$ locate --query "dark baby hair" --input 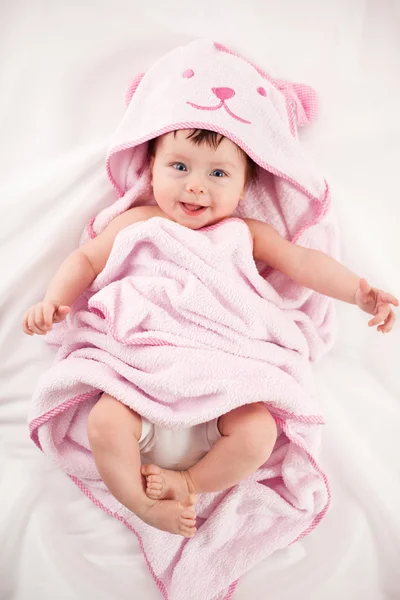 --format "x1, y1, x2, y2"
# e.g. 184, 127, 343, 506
147, 129, 258, 185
